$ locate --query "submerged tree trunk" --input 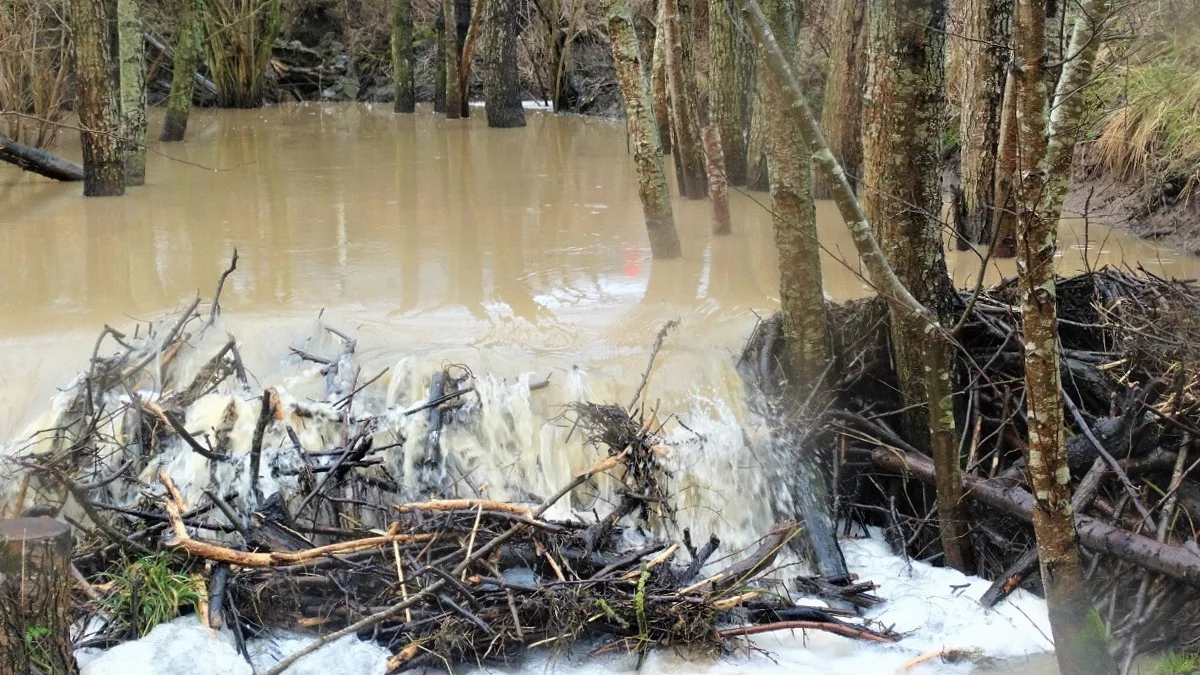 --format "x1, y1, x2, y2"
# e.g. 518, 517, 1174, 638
434, 13, 447, 112
1012, 0, 1118, 671
117, 0, 147, 185
863, 0, 972, 573
392, 0, 415, 112
443, 0, 463, 118
816, 0, 866, 198
459, 0, 488, 109
160, 0, 203, 142
69, 0, 125, 195
702, 125, 732, 235
483, 0, 524, 127
957, 0, 1011, 246
0, 134, 85, 180
761, 0, 827, 387
456, 0, 471, 117
708, 0, 748, 185
606, 0, 682, 259
662, 0, 707, 198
